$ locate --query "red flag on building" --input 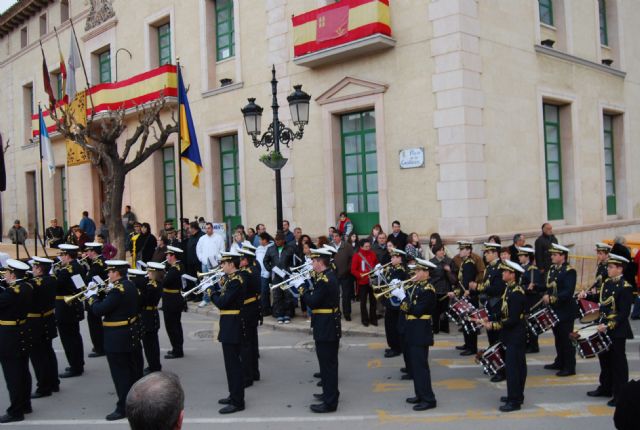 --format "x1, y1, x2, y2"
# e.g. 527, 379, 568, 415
316, 6, 349, 42
40, 43, 56, 109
